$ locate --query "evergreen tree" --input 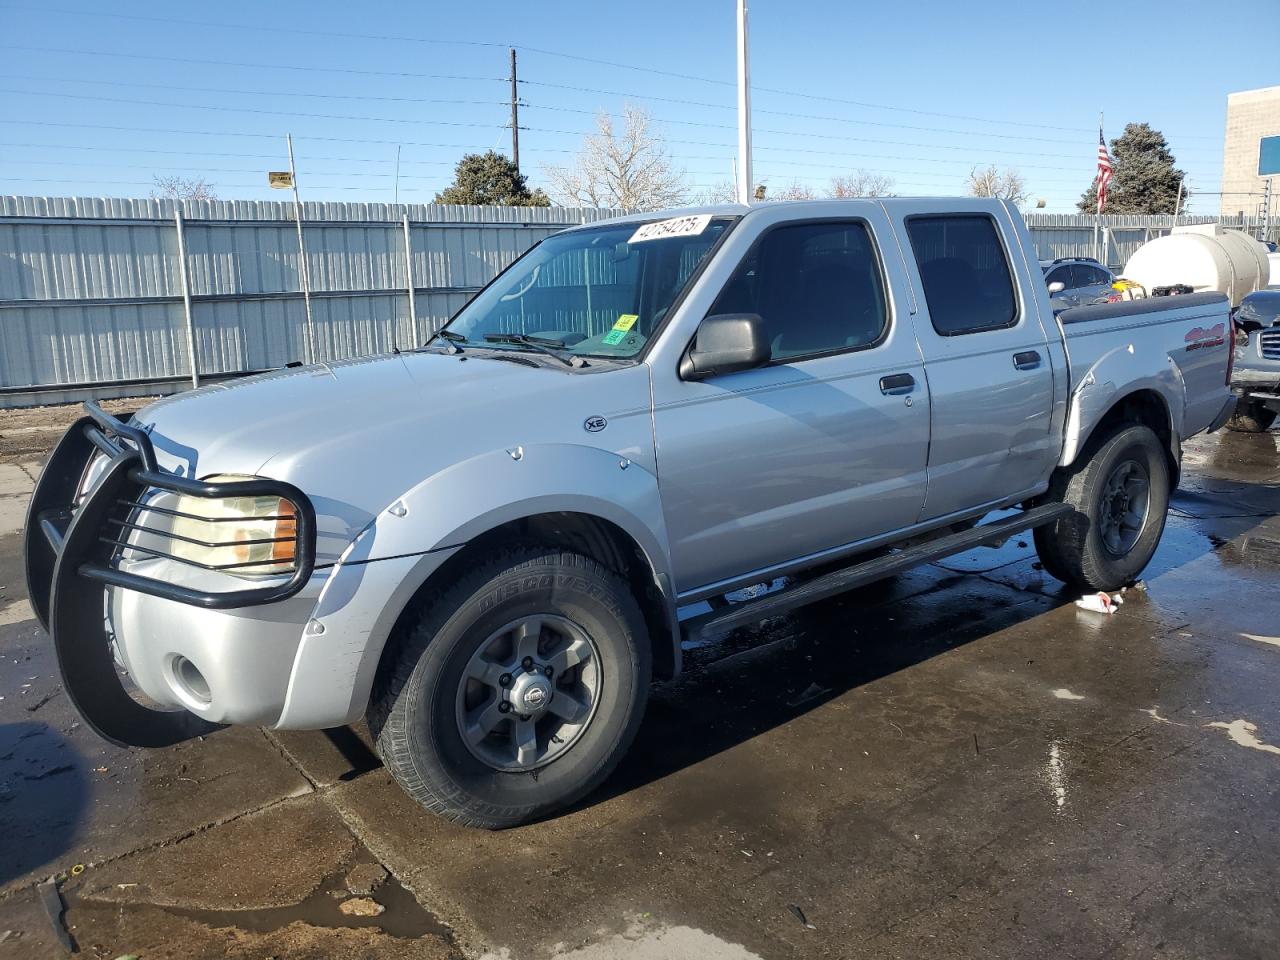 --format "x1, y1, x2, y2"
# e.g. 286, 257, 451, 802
1078, 123, 1186, 215
434, 151, 550, 206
